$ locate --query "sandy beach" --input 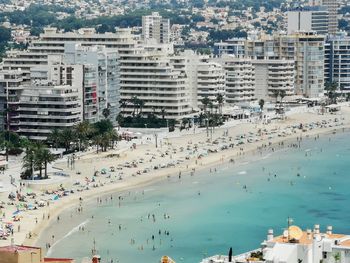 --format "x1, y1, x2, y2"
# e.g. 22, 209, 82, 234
0, 104, 350, 254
